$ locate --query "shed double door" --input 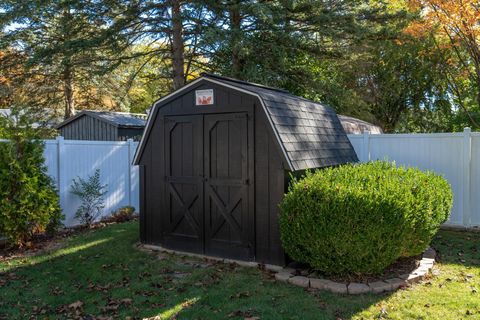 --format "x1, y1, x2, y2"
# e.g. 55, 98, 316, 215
162, 112, 254, 260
